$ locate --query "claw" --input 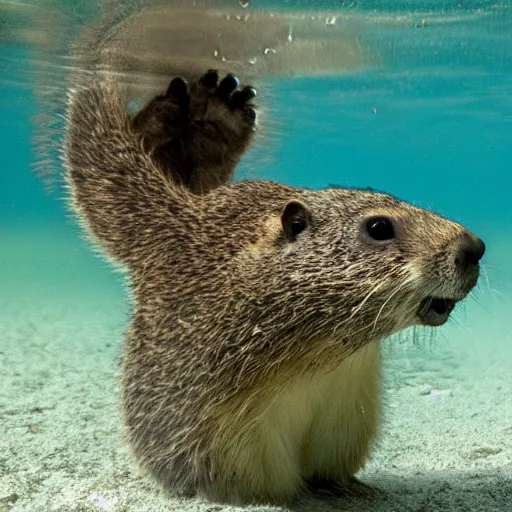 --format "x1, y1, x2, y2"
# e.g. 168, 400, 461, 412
231, 86, 257, 108
217, 74, 240, 99
166, 77, 188, 103
201, 70, 219, 89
